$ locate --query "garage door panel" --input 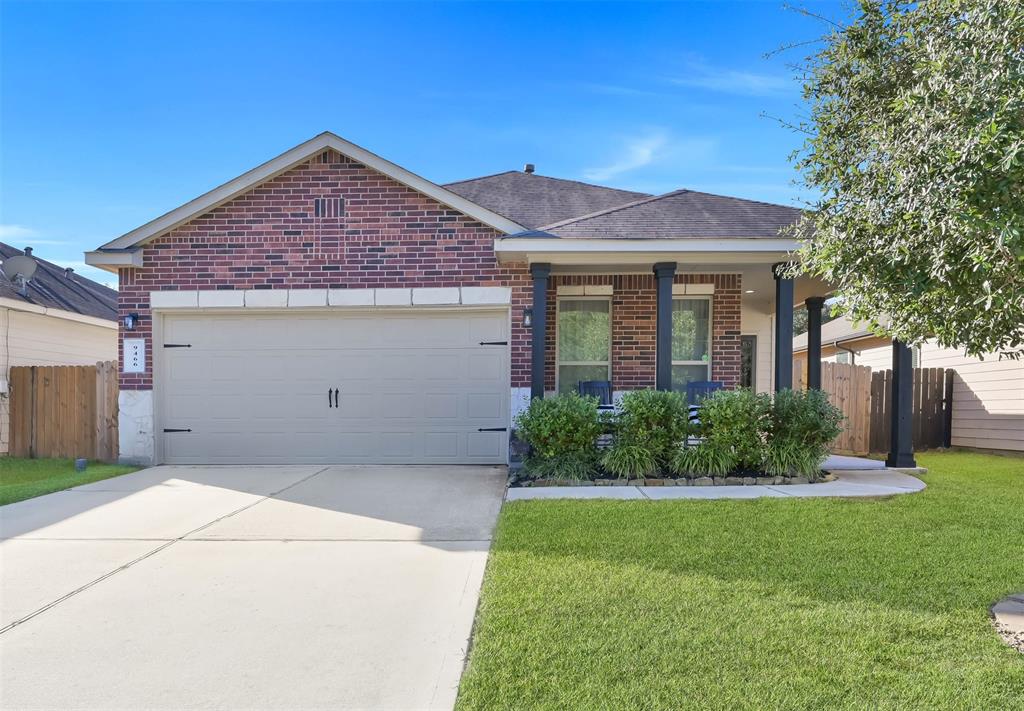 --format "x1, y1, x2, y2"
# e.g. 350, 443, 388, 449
467, 432, 504, 459
424, 432, 460, 458
160, 311, 508, 464
466, 392, 503, 420
469, 315, 506, 343
424, 394, 460, 419
467, 352, 504, 380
